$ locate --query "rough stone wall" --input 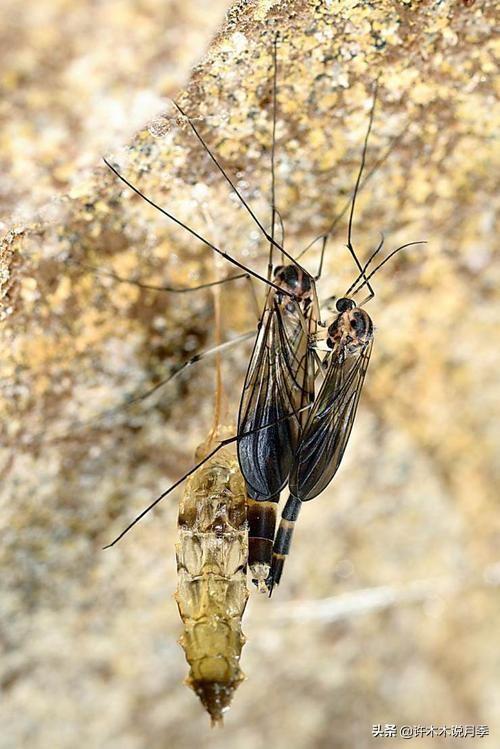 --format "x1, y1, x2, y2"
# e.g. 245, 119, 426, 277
1, 1, 499, 747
